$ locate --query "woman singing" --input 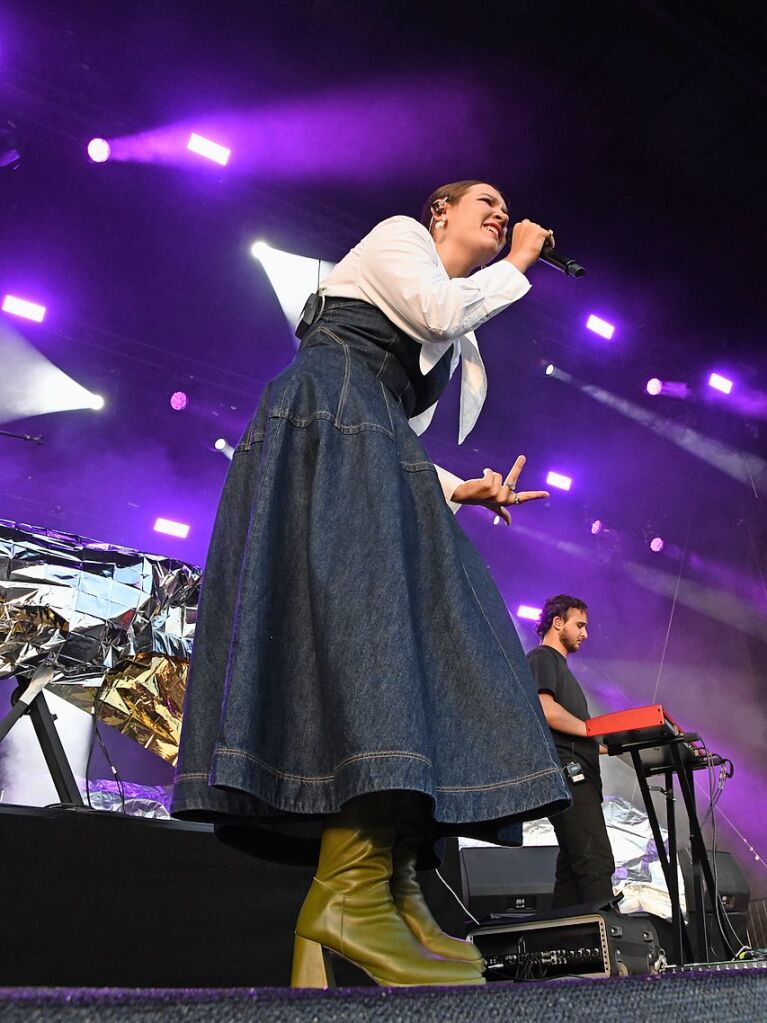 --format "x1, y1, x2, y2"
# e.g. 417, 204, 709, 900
172, 181, 570, 987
